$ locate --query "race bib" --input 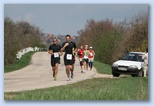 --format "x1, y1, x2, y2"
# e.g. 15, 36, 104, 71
84, 55, 88, 59
89, 58, 94, 62
79, 58, 83, 62
66, 54, 72, 60
54, 52, 59, 58
90, 53, 93, 56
